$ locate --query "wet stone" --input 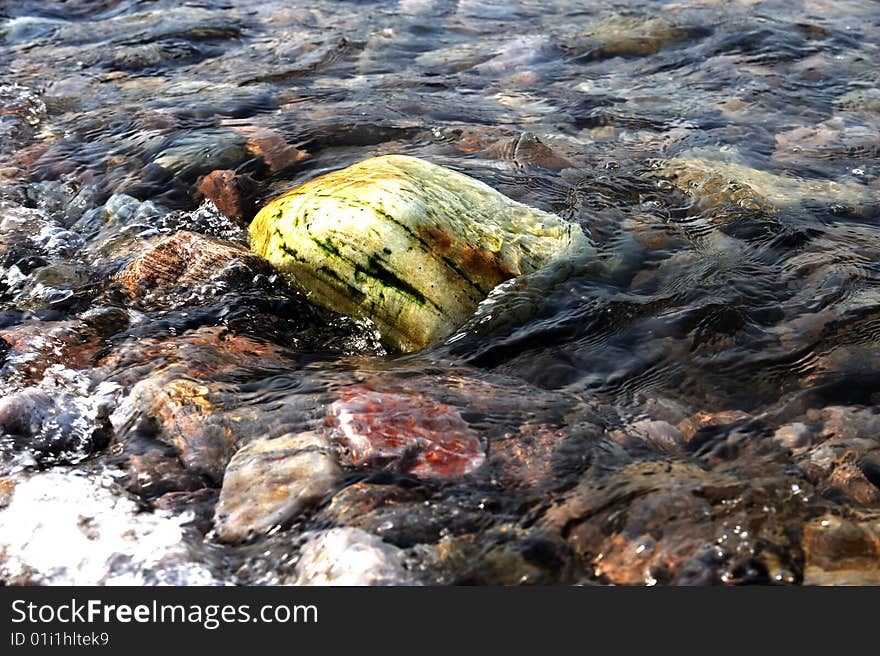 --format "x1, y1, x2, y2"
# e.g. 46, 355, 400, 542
327, 386, 486, 479
0, 368, 118, 464
124, 375, 238, 485
195, 170, 258, 221
98, 326, 292, 388
290, 527, 416, 586
121, 446, 206, 499
540, 460, 804, 585
802, 515, 880, 585
0, 320, 99, 384
485, 423, 565, 491
213, 432, 343, 543
151, 130, 248, 180
322, 481, 427, 526
233, 126, 310, 174
430, 529, 572, 585
116, 230, 269, 309
249, 154, 591, 352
